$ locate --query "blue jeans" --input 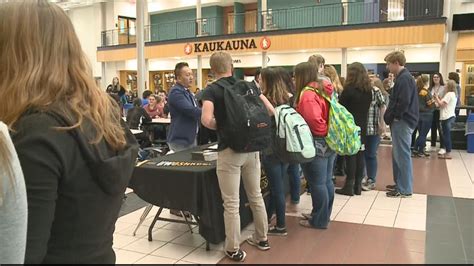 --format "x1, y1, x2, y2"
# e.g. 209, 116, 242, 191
414, 112, 433, 153
441, 116, 455, 153
287, 163, 301, 203
391, 120, 415, 195
262, 155, 288, 228
302, 138, 336, 229
364, 135, 380, 183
